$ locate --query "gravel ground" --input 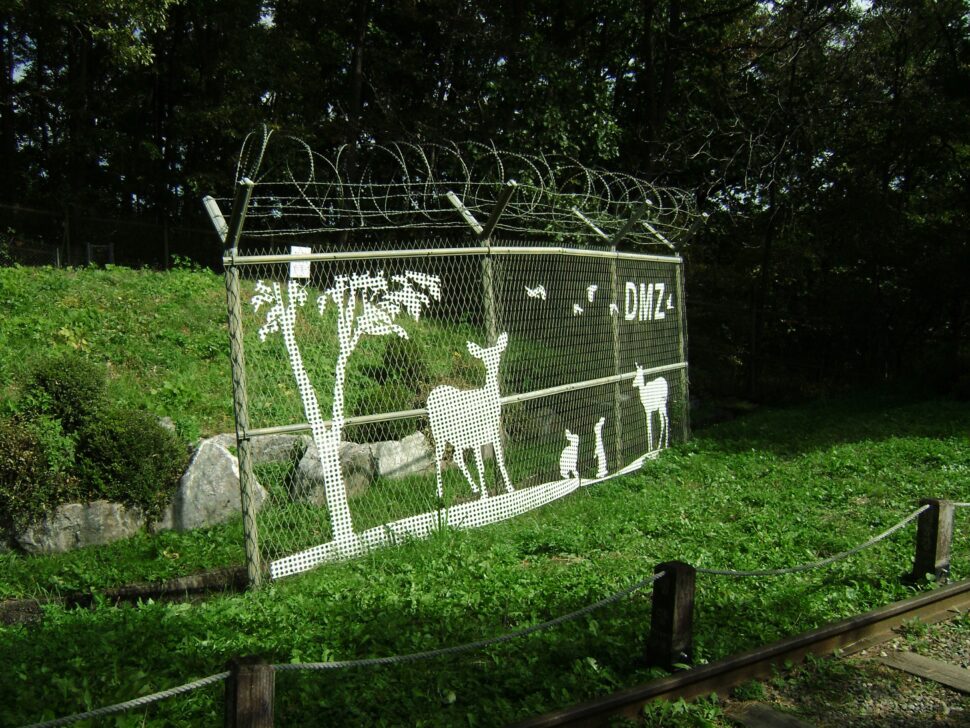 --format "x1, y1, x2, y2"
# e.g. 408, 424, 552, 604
721, 611, 970, 727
